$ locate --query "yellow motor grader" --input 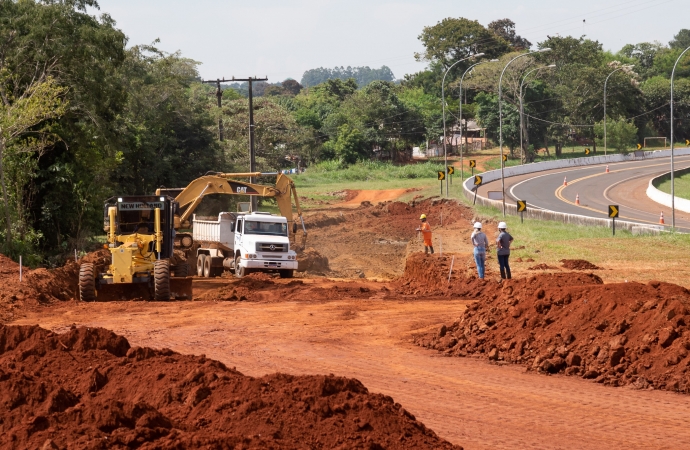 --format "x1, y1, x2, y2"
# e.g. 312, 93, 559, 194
78, 195, 193, 301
